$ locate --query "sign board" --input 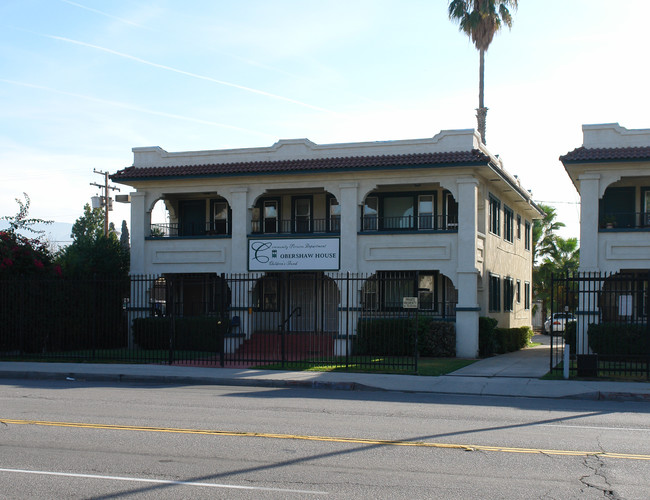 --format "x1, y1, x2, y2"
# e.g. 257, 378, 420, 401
248, 238, 340, 271
403, 296, 418, 309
